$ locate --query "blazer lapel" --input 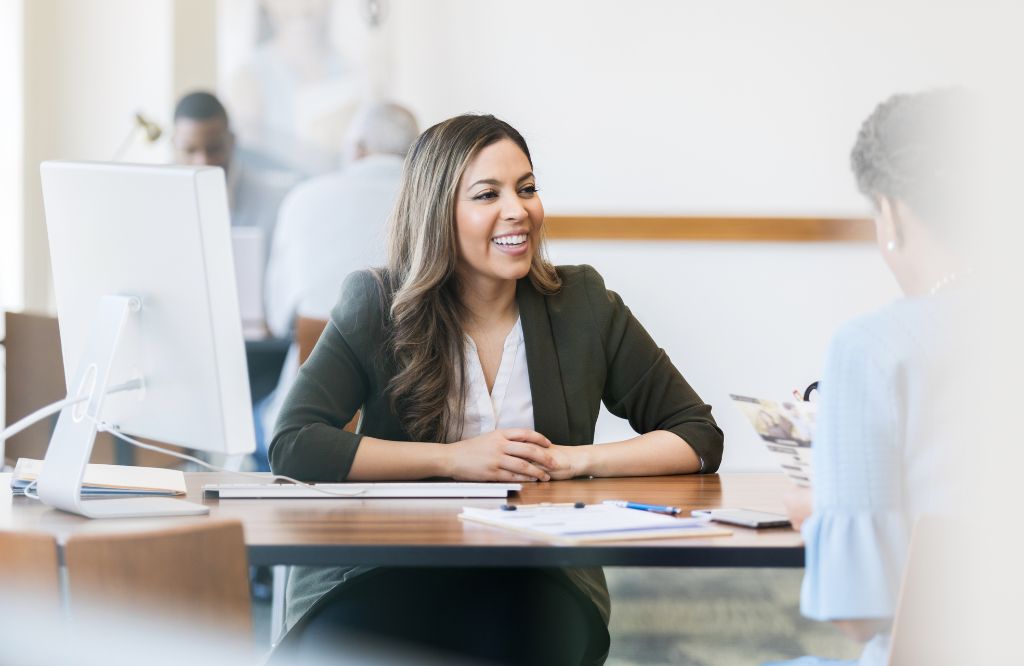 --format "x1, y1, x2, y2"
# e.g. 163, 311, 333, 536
516, 279, 572, 444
